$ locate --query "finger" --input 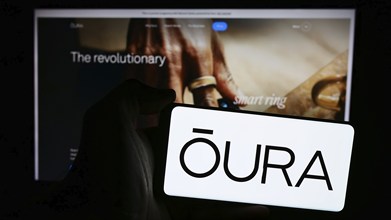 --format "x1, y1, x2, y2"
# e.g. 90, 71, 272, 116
179, 19, 219, 107
211, 32, 246, 106
161, 18, 187, 103
191, 86, 219, 107
125, 18, 150, 80
126, 18, 168, 85
125, 18, 186, 105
